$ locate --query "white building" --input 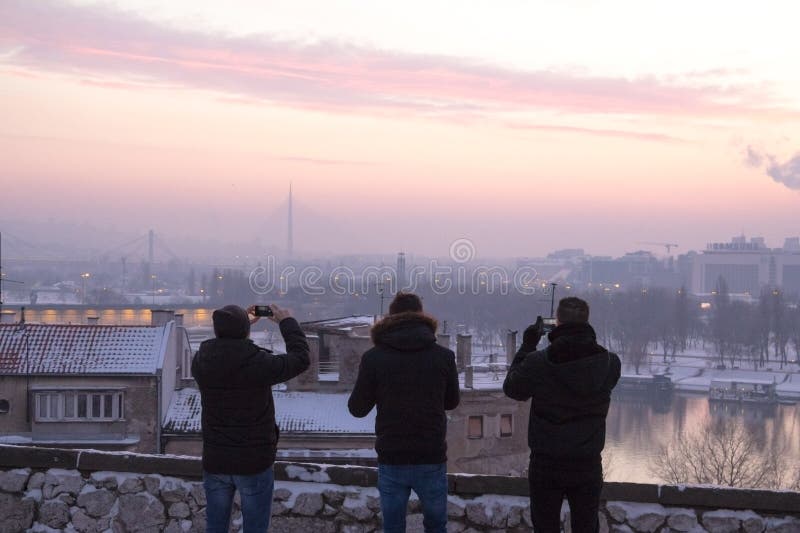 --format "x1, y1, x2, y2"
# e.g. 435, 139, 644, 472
689, 236, 800, 295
